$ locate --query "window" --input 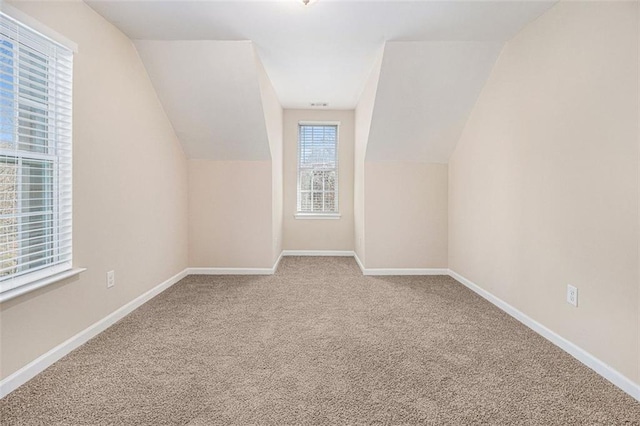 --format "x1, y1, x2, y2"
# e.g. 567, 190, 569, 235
0, 12, 73, 299
297, 123, 339, 217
